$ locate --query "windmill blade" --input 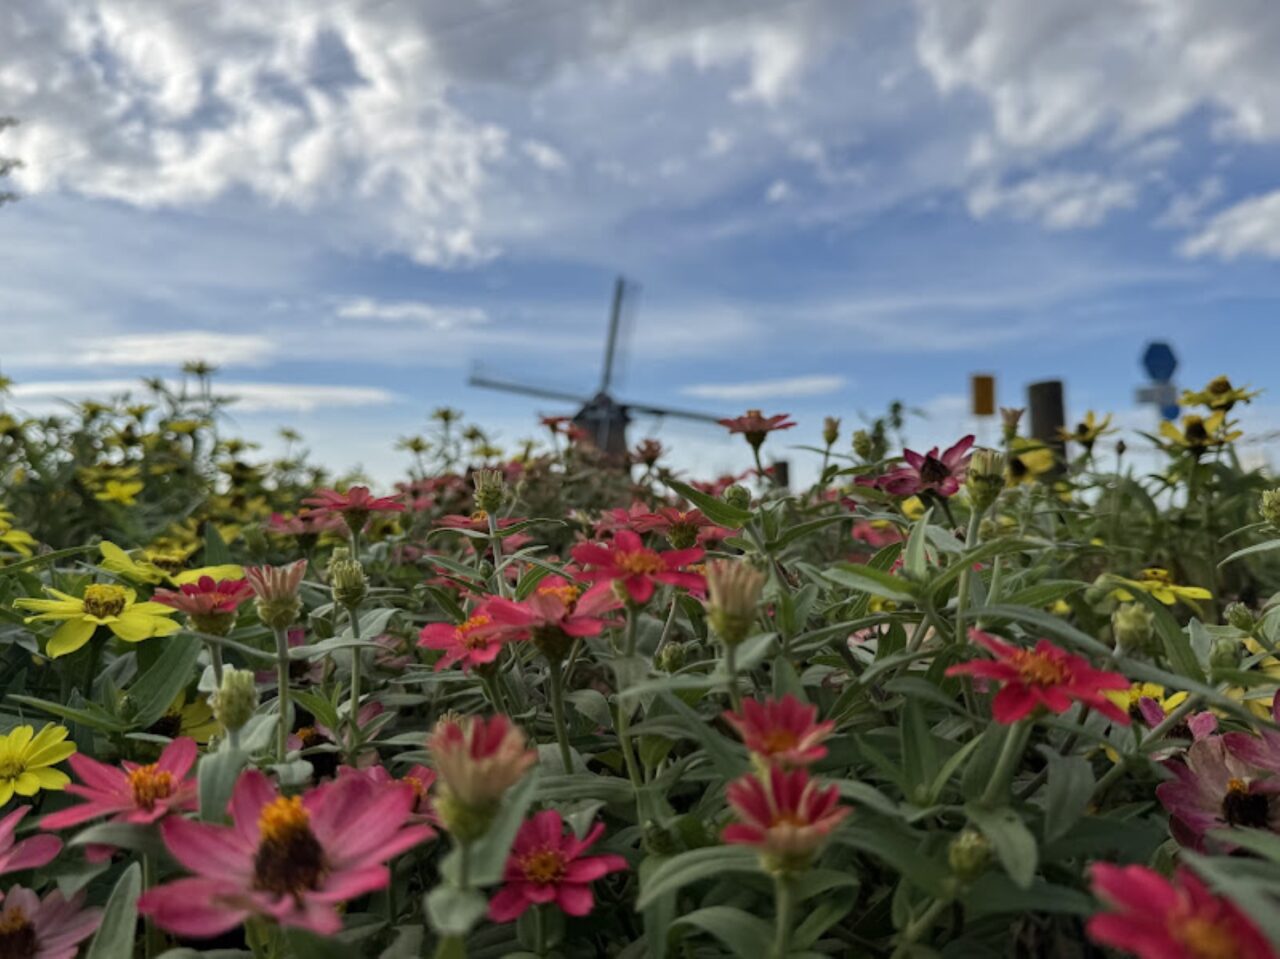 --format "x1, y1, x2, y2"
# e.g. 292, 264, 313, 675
468, 372, 589, 406
599, 275, 638, 395
622, 401, 725, 425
